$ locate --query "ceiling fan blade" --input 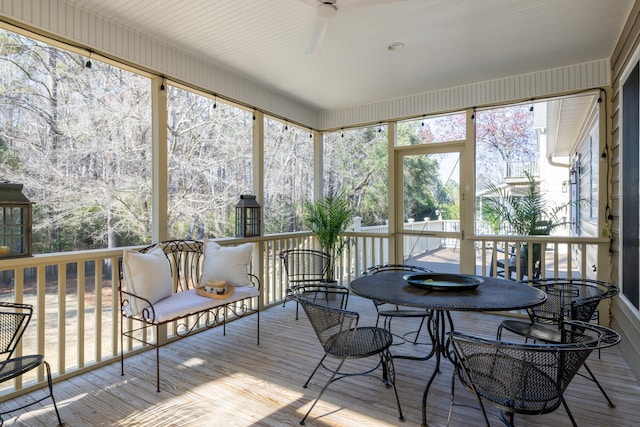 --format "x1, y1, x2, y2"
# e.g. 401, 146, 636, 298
306, 16, 329, 54
338, 0, 407, 12
298, 0, 322, 7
